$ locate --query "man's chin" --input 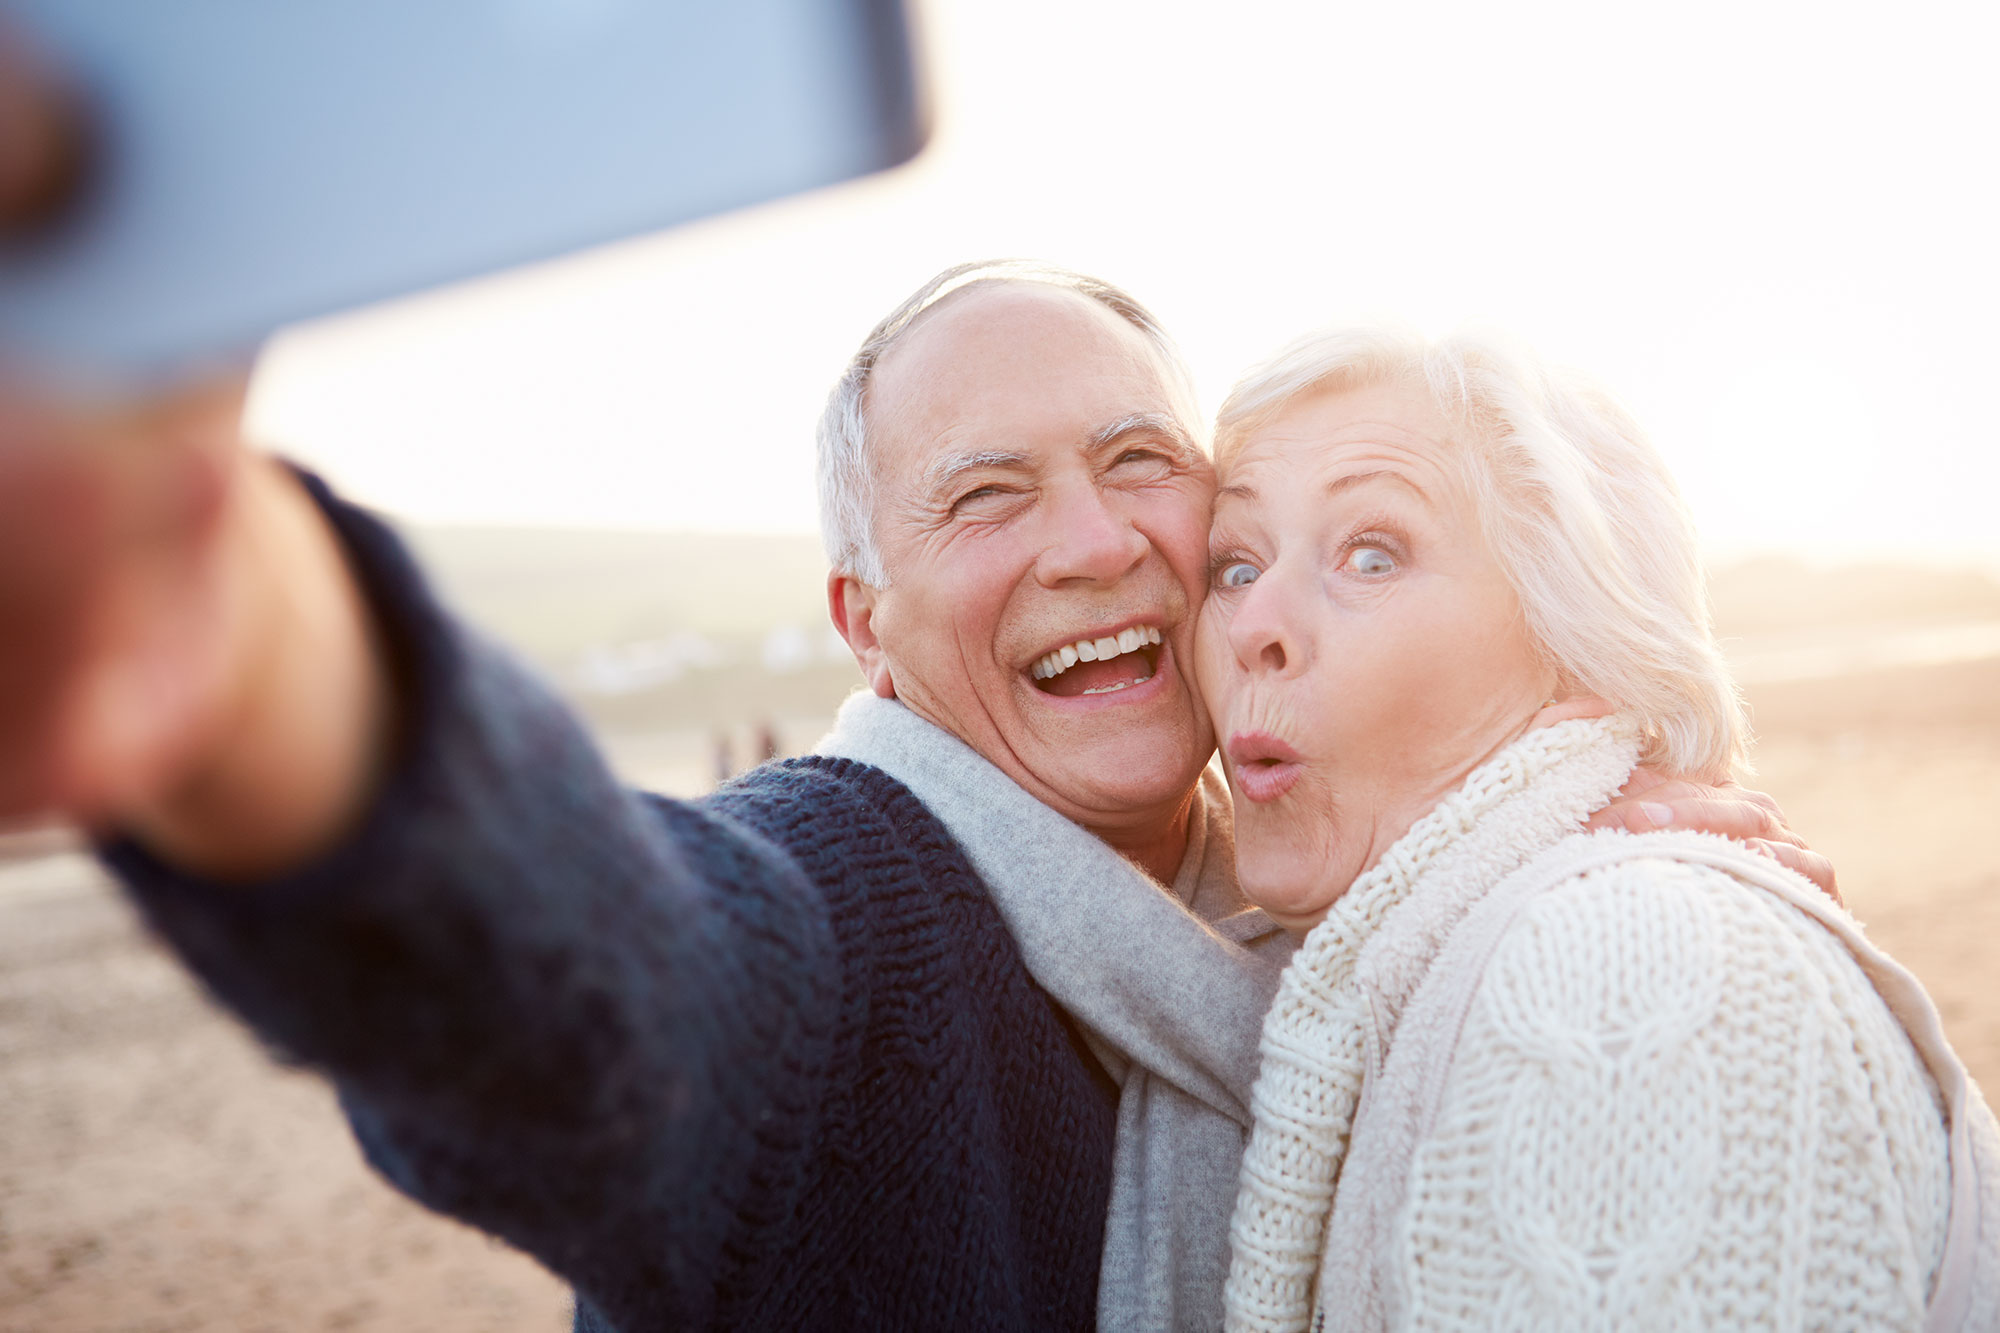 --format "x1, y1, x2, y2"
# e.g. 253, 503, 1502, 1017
1016, 711, 1213, 822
